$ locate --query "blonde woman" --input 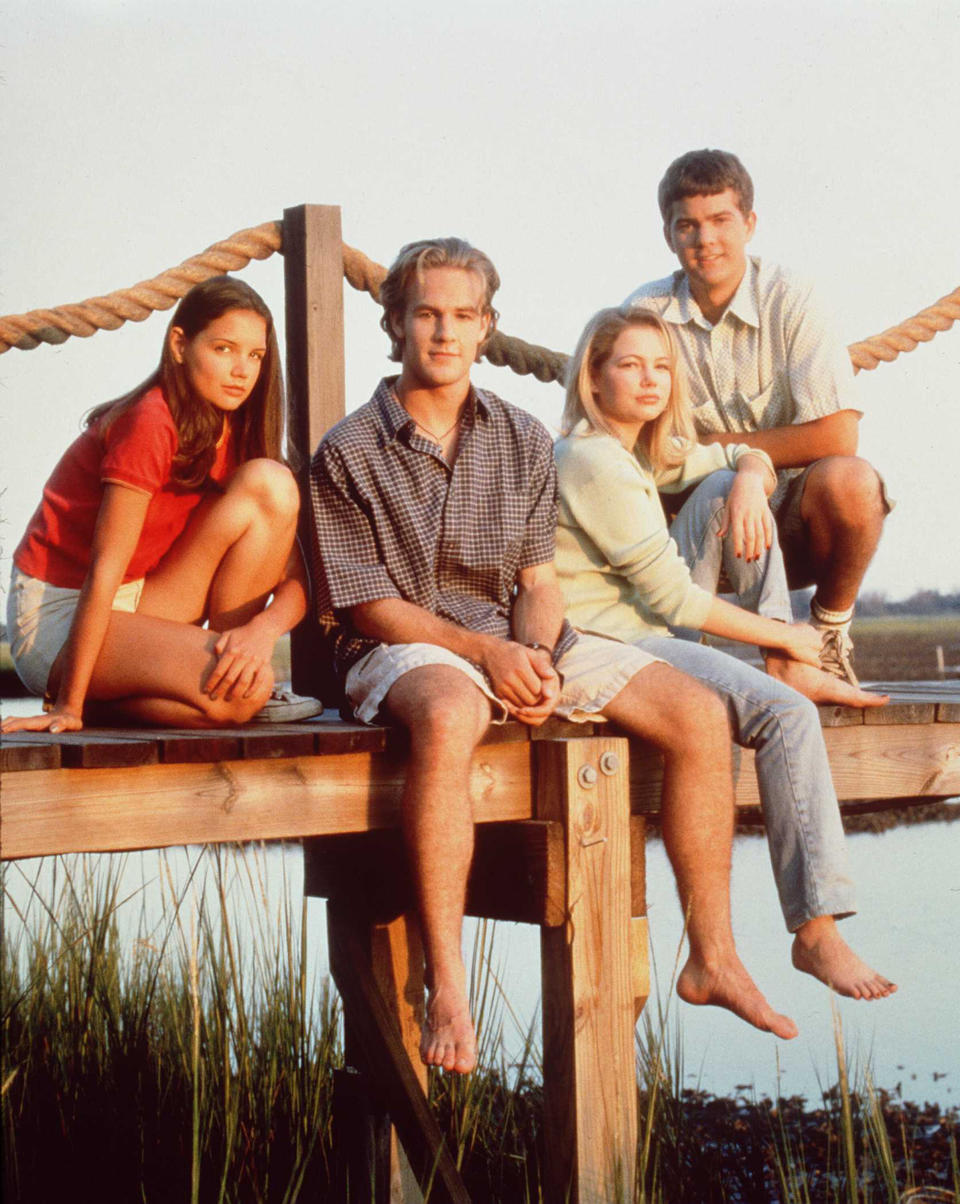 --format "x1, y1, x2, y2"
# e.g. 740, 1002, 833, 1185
554, 306, 894, 1000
